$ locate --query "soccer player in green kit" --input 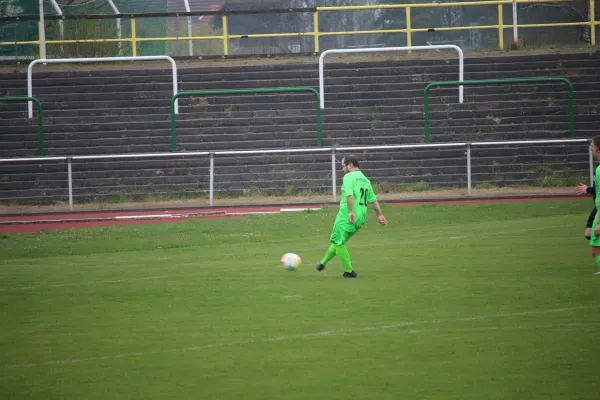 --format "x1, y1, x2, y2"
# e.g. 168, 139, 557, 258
316, 156, 388, 278
589, 137, 600, 275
